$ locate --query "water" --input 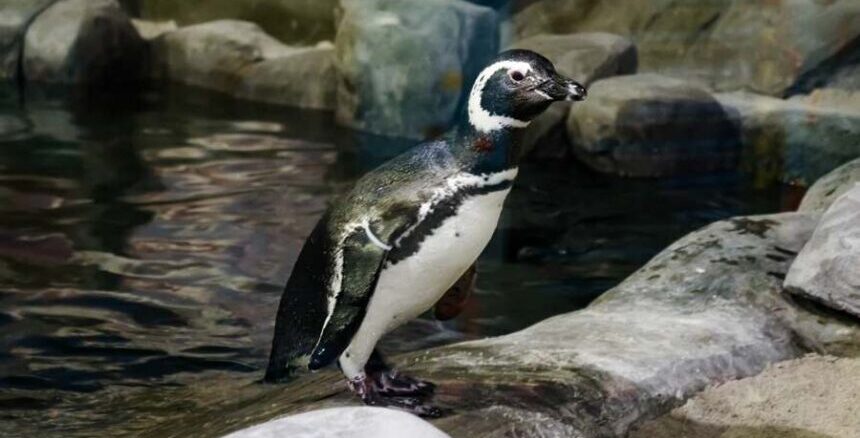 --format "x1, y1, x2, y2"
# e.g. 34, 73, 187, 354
0, 84, 793, 436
